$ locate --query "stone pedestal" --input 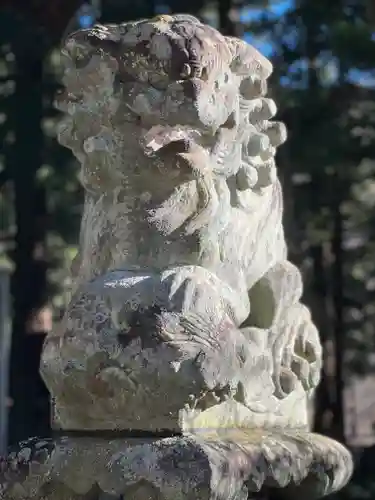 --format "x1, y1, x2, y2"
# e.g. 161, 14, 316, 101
1, 429, 352, 500
0, 13, 353, 500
